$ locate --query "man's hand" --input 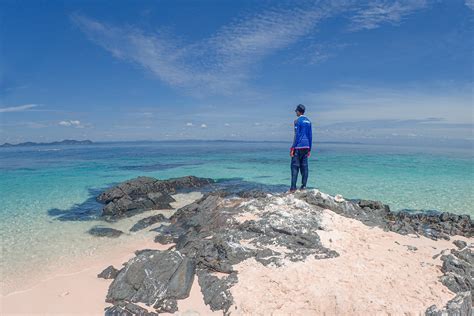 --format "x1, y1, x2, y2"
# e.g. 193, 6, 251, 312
307, 151, 311, 158
290, 148, 295, 157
